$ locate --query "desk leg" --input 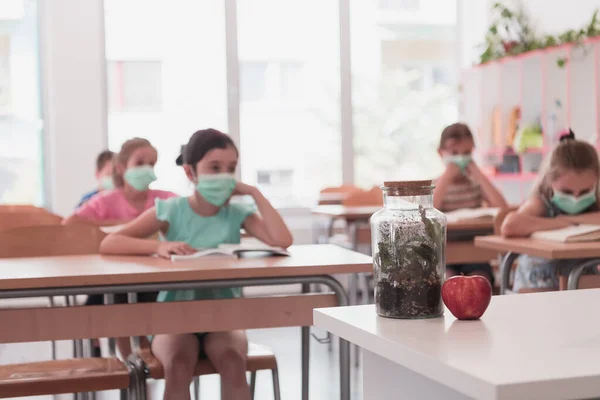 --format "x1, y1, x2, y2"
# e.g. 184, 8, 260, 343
500, 252, 520, 294
301, 283, 310, 400
567, 259, 600, 290
104, 294, 117, 357
127, 293, 141, 352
